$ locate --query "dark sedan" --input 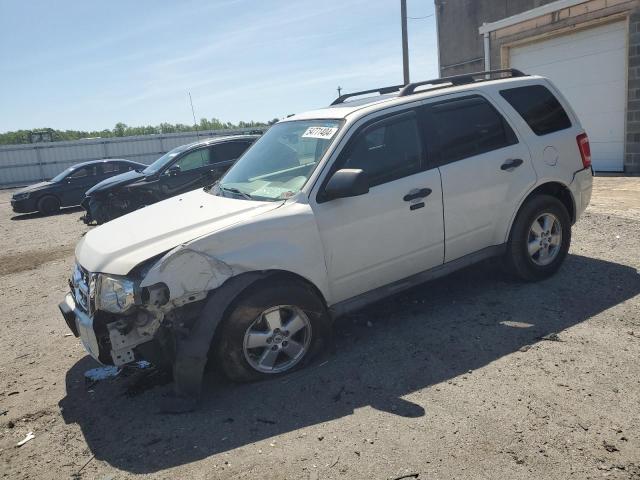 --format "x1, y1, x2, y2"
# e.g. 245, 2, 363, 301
82, 135, 258, 224
10, 159, 146, 215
